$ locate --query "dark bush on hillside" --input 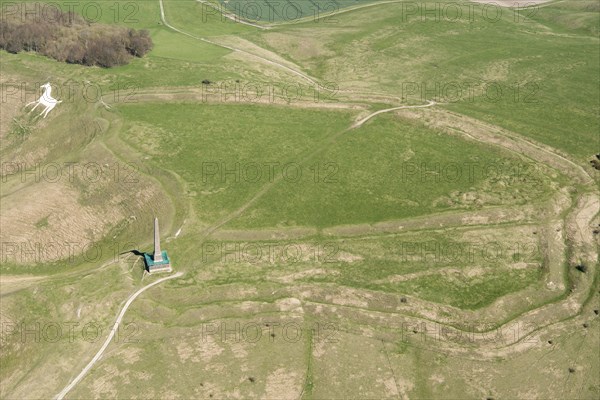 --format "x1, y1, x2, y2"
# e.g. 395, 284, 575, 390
126, 29, 153, 57
0, 5, 153, 67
